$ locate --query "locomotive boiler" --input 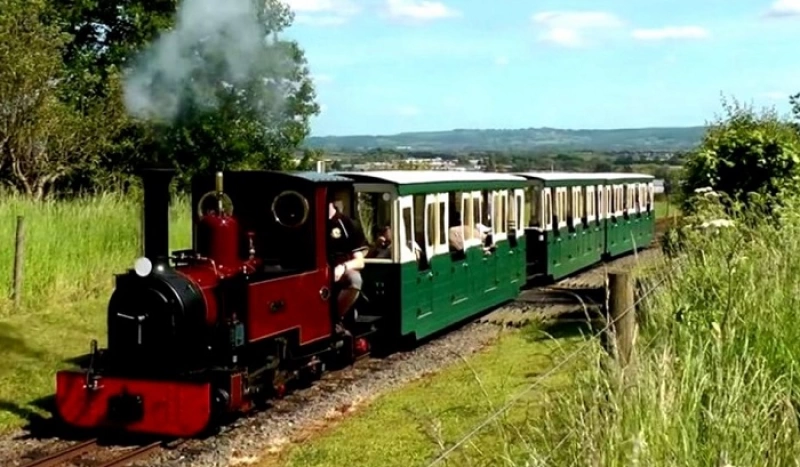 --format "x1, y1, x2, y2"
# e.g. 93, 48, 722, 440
55, 169, 380, 438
